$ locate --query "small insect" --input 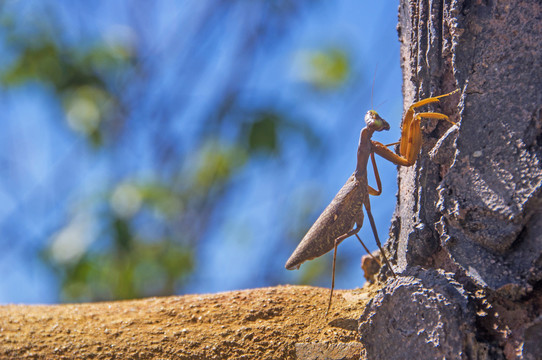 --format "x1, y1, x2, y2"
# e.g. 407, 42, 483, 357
285, 89, 459, 314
